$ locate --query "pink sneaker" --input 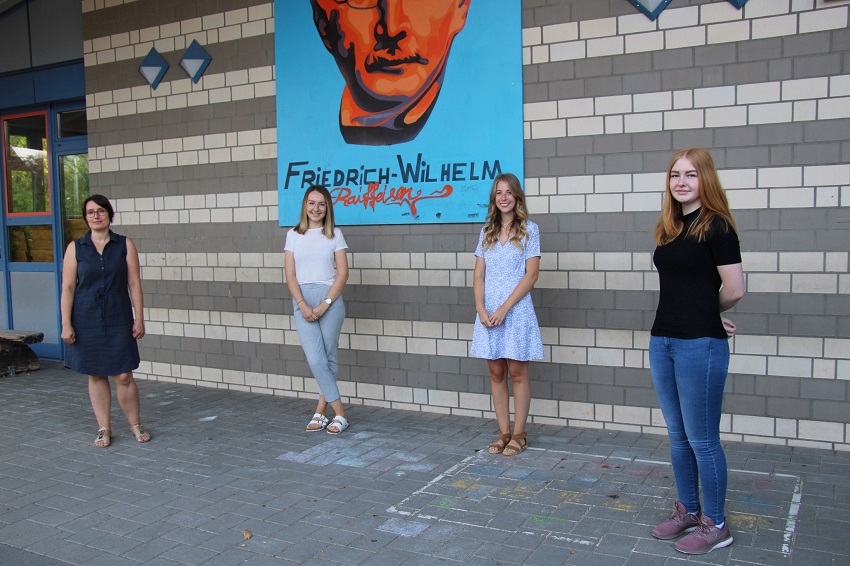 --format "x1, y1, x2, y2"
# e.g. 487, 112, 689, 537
674, 514, 733, 554
651, 501, 701, 540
